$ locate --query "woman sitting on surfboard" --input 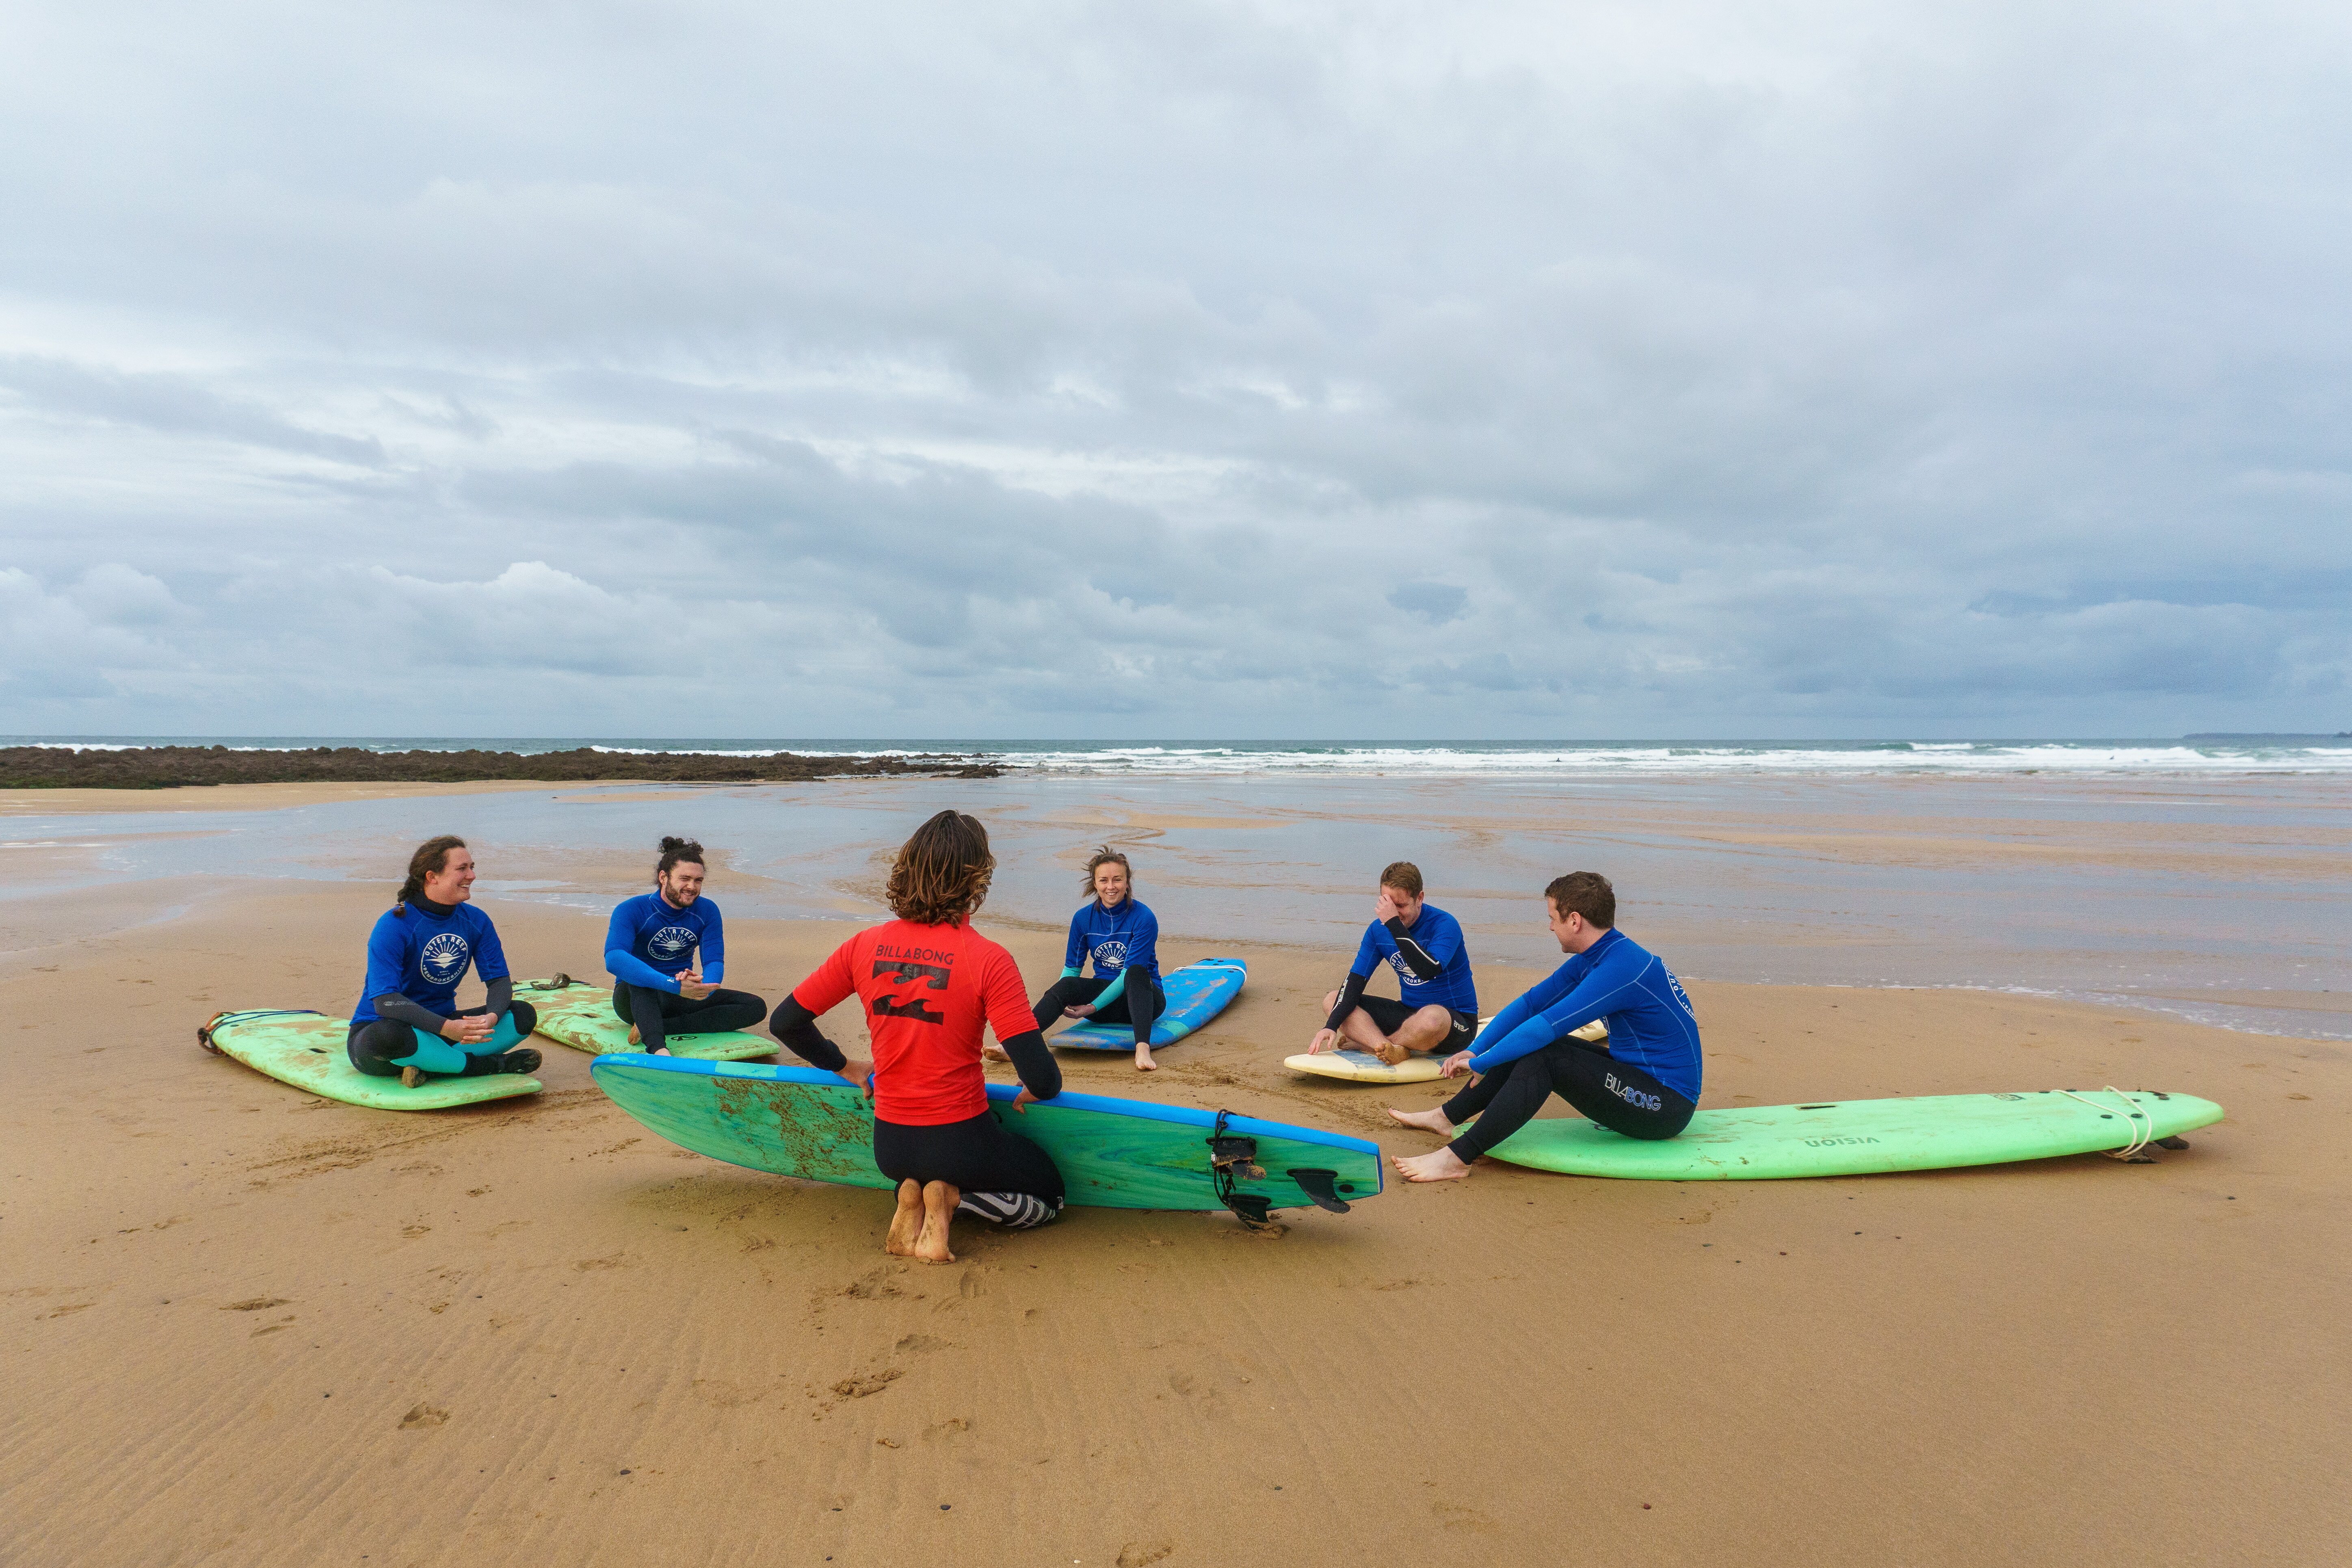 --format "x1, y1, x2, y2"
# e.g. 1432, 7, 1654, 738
1388, 872, 1700, 1183
603, 835, 769, 1055
348, 835, 543, 1087
1030, 846, 1165, 1071
767, 810, 1065, 1263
